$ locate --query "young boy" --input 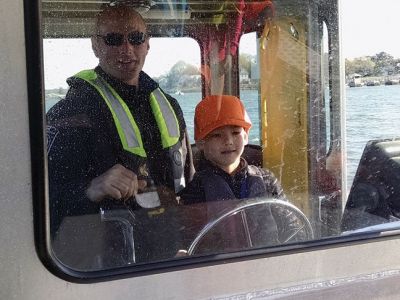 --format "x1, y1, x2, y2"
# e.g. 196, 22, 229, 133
179, 95, 286, 204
